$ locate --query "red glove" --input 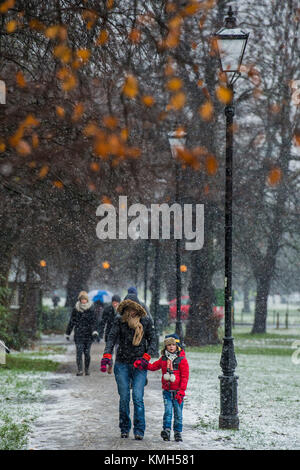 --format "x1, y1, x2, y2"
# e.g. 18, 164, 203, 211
175, 391, 185, 405
100, 353, 112, 372
133, 353, 151, 370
